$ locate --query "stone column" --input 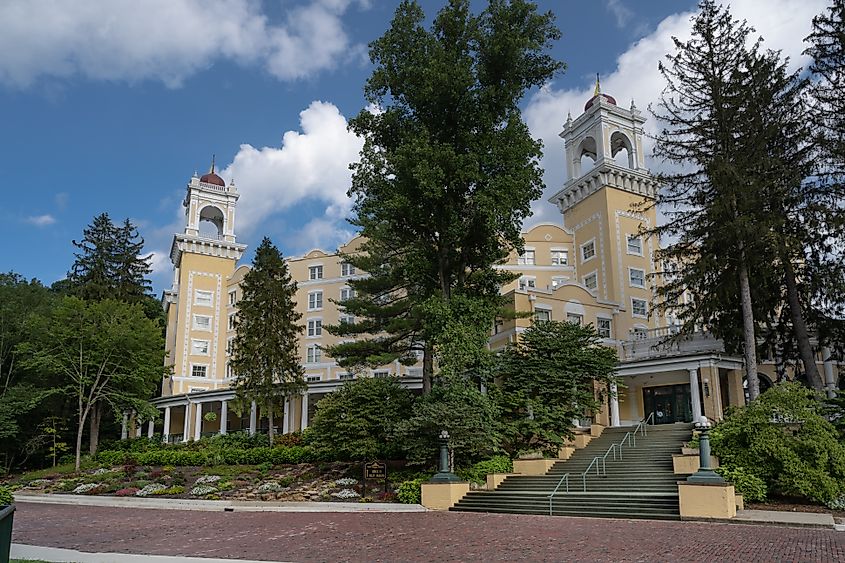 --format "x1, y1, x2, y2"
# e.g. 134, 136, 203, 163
249, 400, 257, 436
823, 347, 836, 399
162, 407, 171, 443
120, 411, 128, 440
182, 404, 190, 442
282, 397, 291, 434
609, 383, 620, 427
194, 402, 203, 441
147, 419, 155, 438
689, 368, 702, 422
220, 400, 228, 435
300, 393, 309, 431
